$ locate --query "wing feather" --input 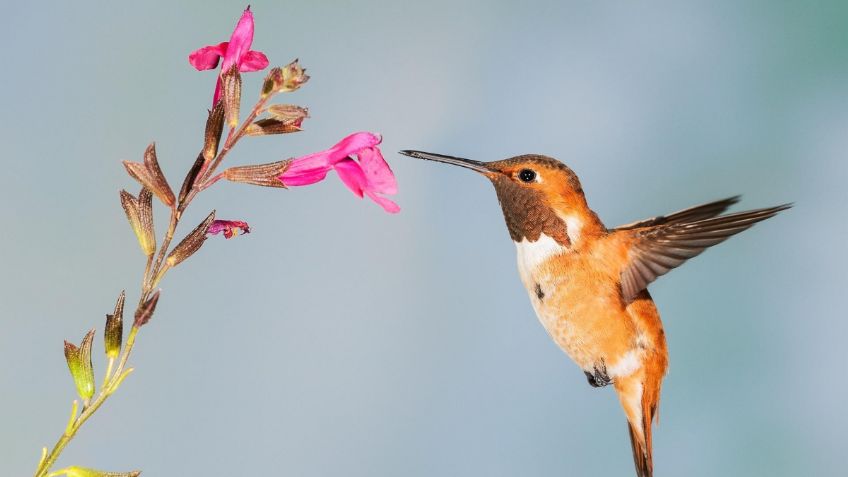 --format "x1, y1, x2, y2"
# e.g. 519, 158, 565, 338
614, 196, 741, 231
619, 203, 790, 303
